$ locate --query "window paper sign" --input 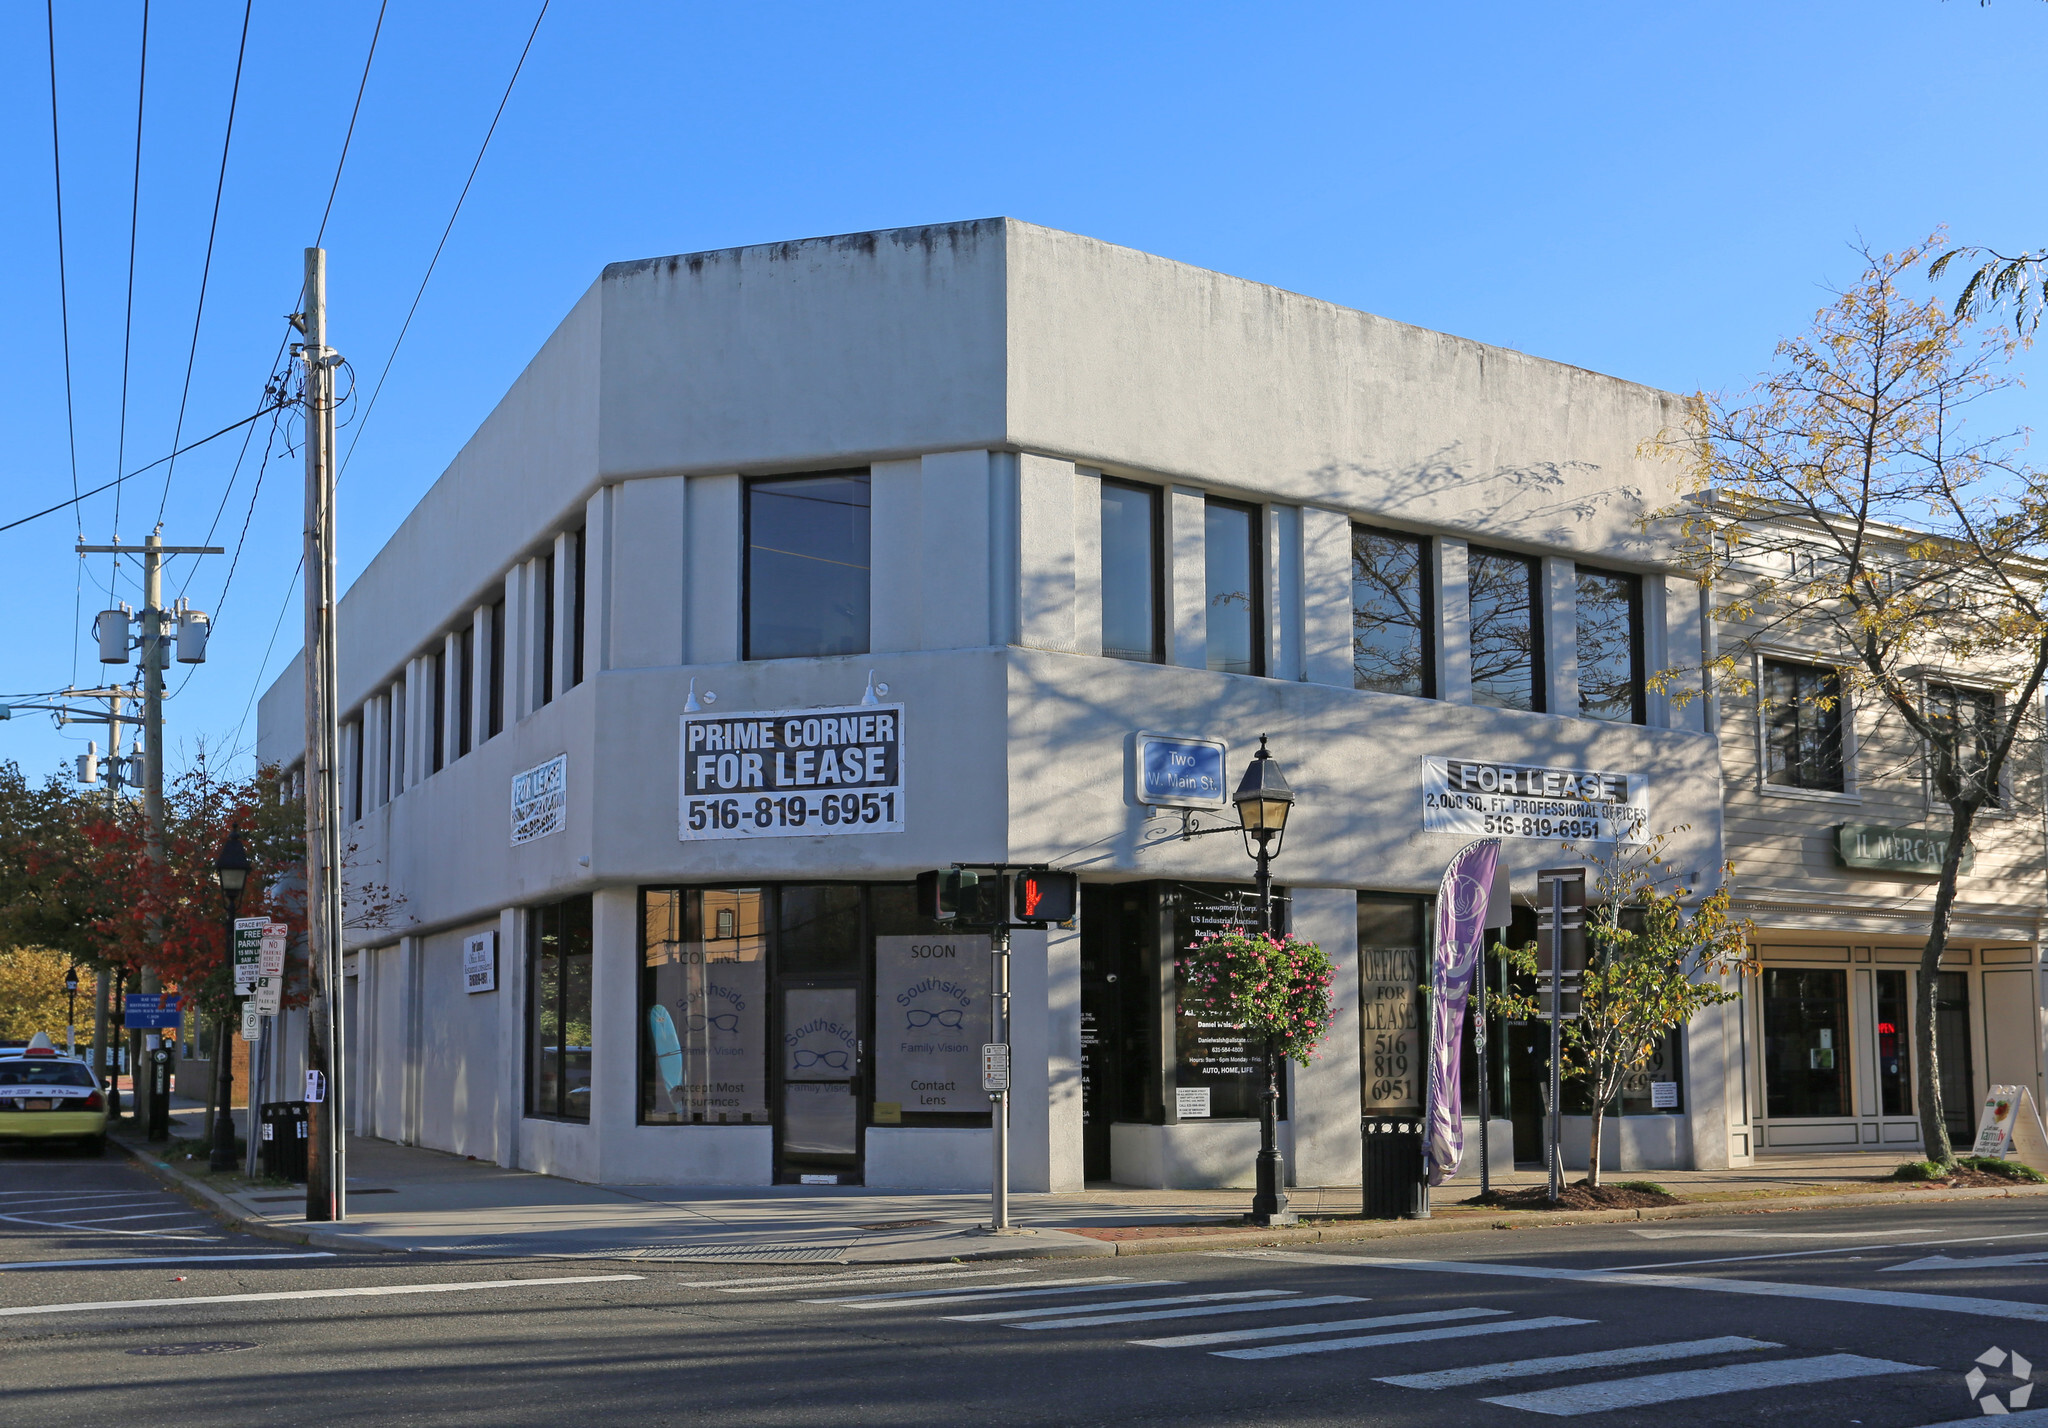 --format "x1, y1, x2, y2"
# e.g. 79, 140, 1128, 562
463, 931, 498, 994
511, 754, 567, 845
874, 934, 990, 1112
232, 917, 267, 995
679, 704, 903, 840
1423, 756, 1648, 844
1175, 1086, 1212, 1119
